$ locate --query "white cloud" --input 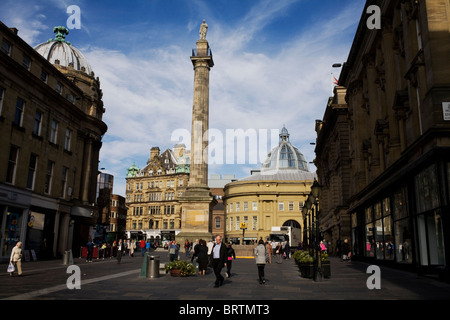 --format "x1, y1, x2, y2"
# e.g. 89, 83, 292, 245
1, 0, 364, 196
